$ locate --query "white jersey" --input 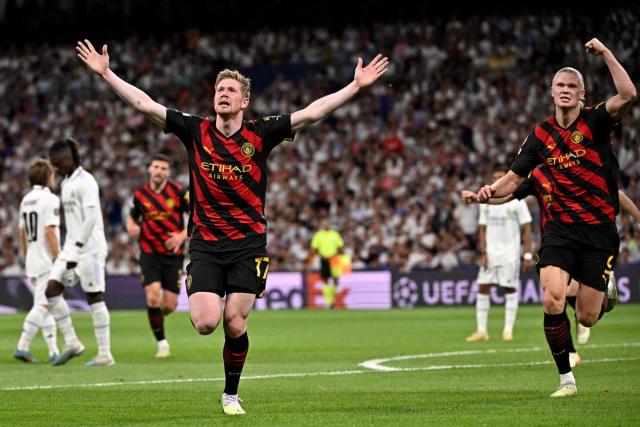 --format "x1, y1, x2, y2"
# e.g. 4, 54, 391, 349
479, 199, 532, 266
18, 186, 61, 277
60, 167, 107, 255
